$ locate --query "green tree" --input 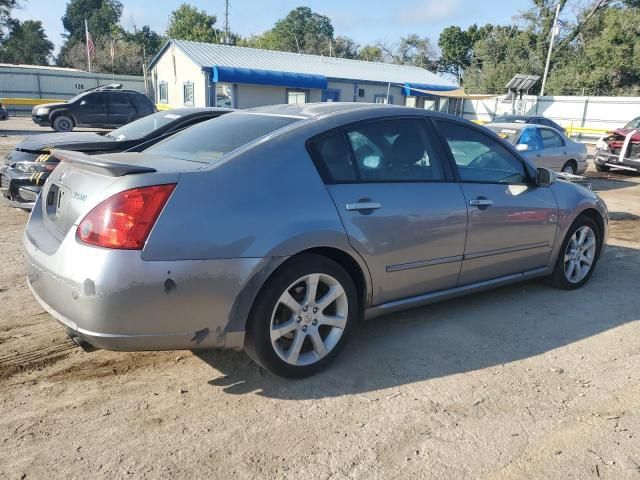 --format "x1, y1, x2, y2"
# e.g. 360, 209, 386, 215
166, 4, 220, 43
379, 34, 438, 70
62, 35, 145, 75
0, 19, 53, 64
61, 0, 122, 42
331, 36, 358, 59
255, 7, 334, 55
0, 0, 16, 42
358, 44, 383, 62
123, 25, 164, 61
